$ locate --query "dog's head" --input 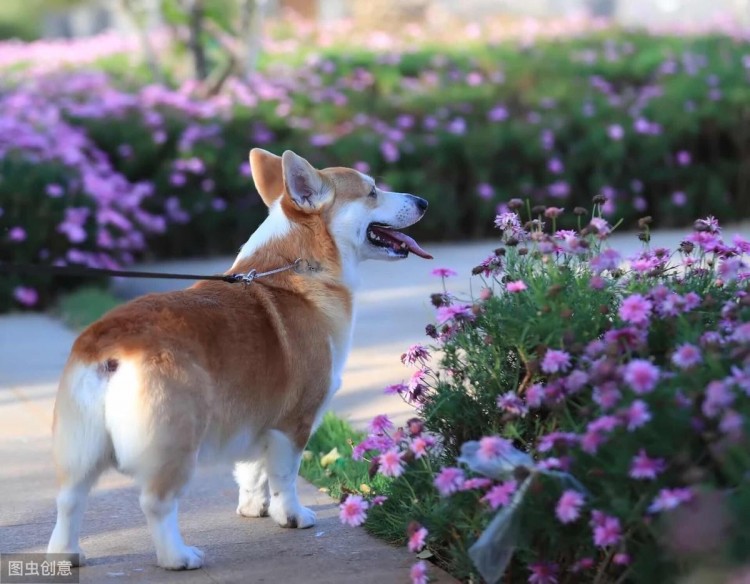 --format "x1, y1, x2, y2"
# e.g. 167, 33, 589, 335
249, 148, 431, 262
